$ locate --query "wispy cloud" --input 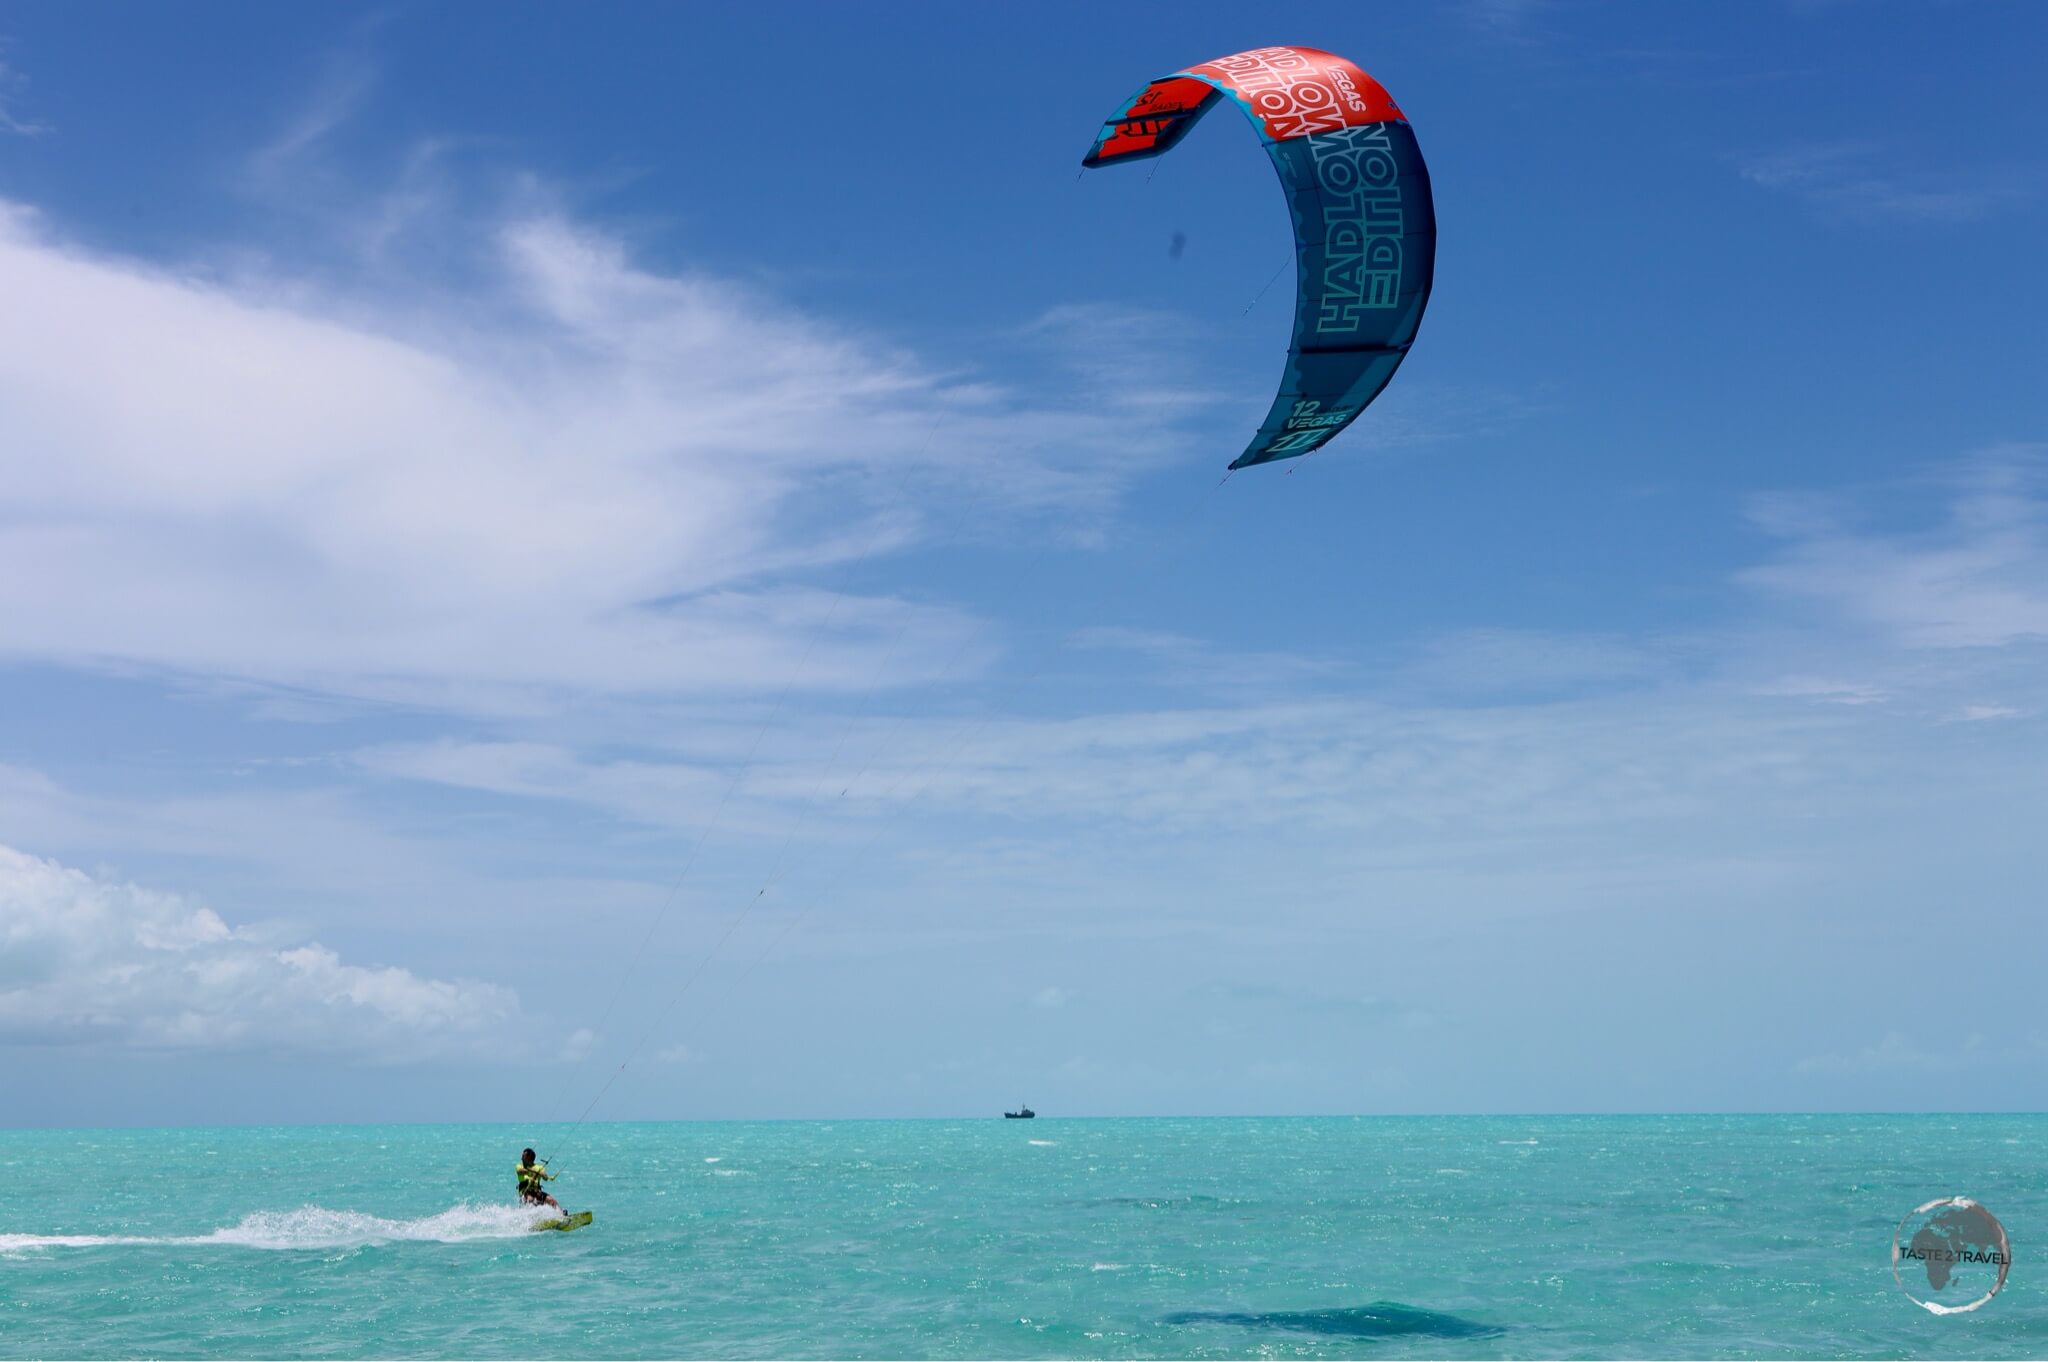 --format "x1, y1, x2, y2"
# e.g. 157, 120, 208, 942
1946, 703, 2025, 723
20, 441, 2027, 967
1747, 675, 1888, 706
244, 46, 379, 186
345, 671, 1953, 902
0, 48, 48, 137
343, 454, 2048, 888
0, 843, 520, 1057
1399, 629, 1669, 700
1741, 141, 2035, 224
1743, 453, 2048, 647
351, 738, 747, 838
0, 200, 1206, 713
1458, 0, 1556, 44
1068, 627, 1341, 694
